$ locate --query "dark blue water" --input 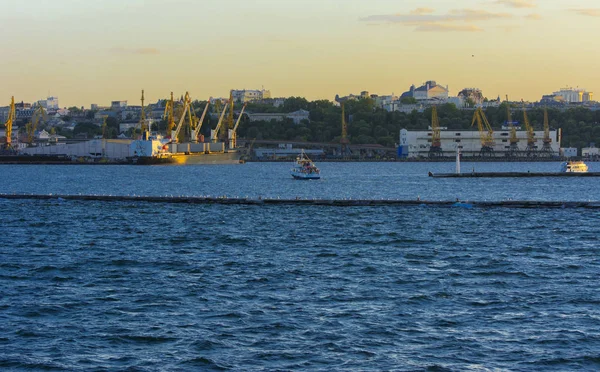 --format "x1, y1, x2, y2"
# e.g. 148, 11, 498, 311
1, 163, 600, 371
